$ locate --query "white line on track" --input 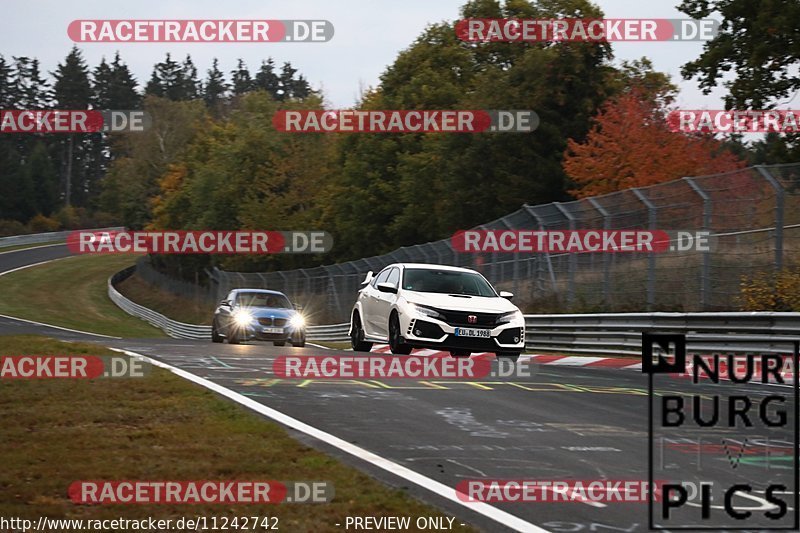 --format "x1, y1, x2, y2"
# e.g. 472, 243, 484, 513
0, 242, 64, 256
112, 347, 550, 533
